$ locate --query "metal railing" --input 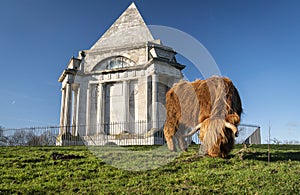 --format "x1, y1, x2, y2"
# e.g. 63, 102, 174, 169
0, 121, 165, 146
0, 126, 60, 146
0, 123, 260, 146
